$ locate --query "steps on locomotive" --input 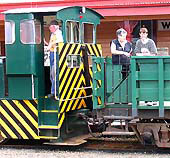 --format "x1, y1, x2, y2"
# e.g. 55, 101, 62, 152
102, 114, 135, 136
